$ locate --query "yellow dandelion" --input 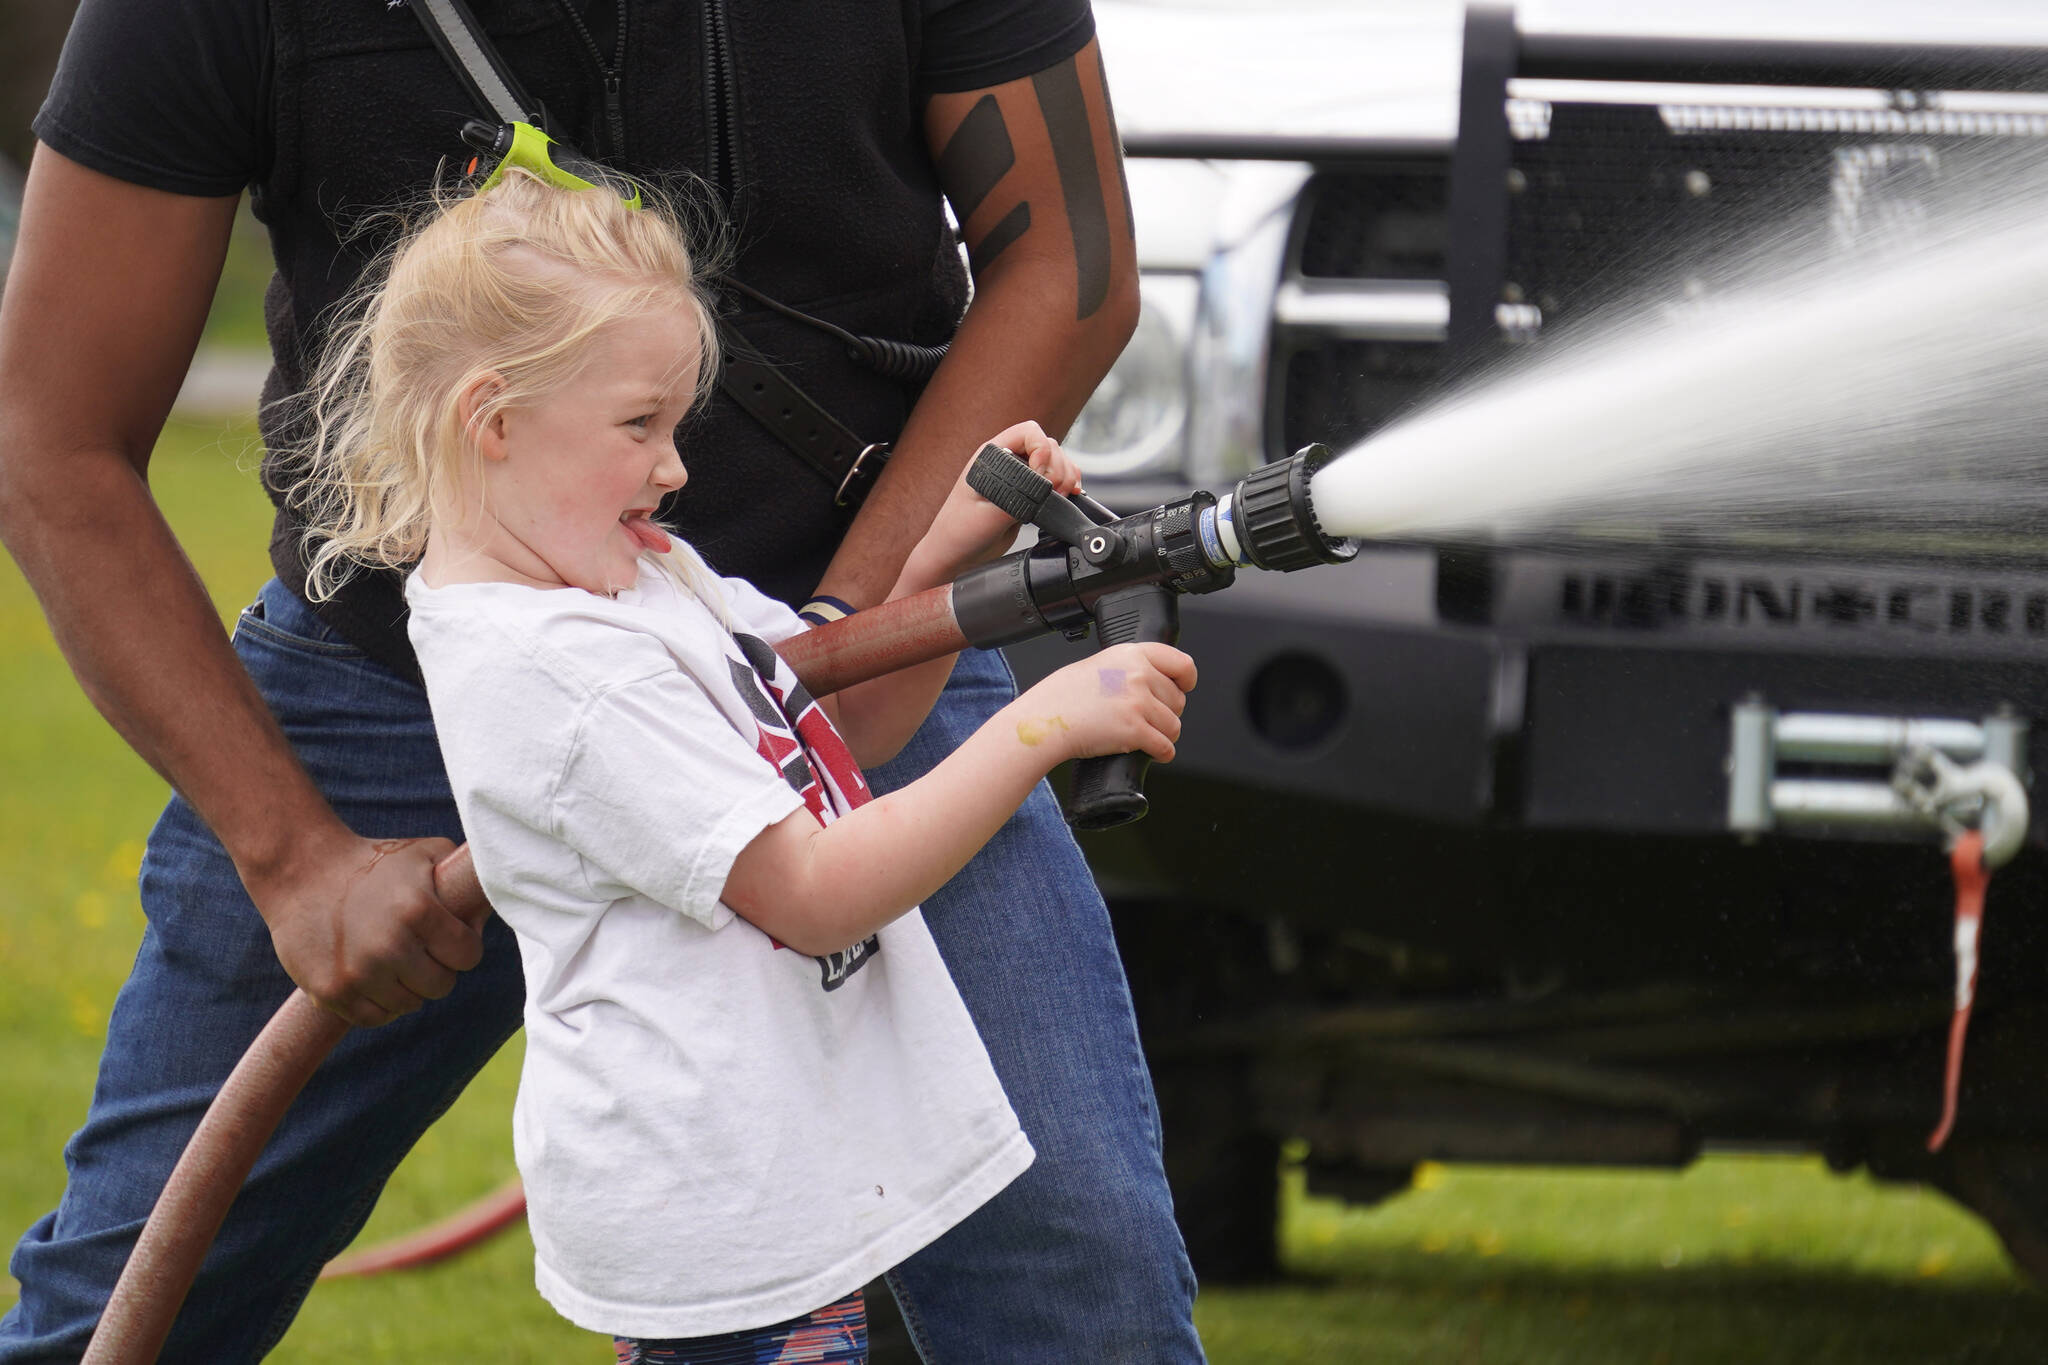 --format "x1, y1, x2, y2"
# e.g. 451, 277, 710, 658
104, 840, 146, 883
75, 889, 110, 930
69, 990, 103, 1038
